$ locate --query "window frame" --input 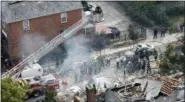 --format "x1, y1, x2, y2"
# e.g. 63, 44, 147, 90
60, 12, 67, 23
46, 79, 55, 84
23, 19, 30, 32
